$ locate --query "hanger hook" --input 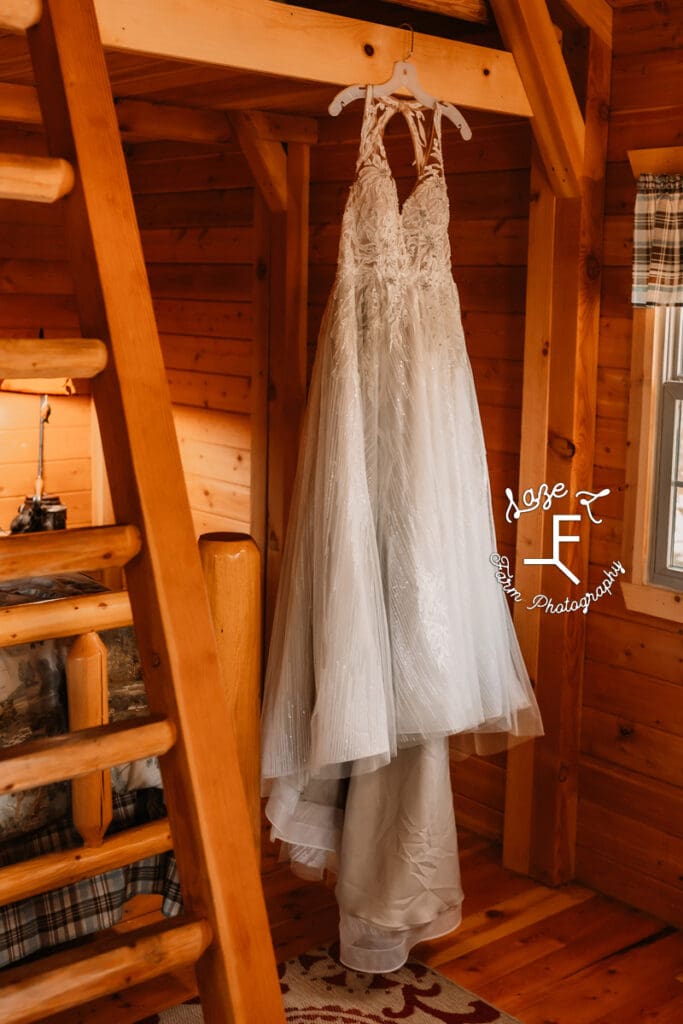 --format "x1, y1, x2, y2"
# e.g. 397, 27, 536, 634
399, 22, 414, 61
